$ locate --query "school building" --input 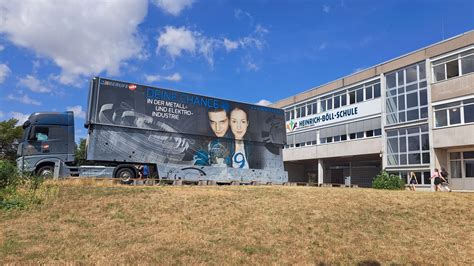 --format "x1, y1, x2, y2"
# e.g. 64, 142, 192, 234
271, 30, 474, 190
